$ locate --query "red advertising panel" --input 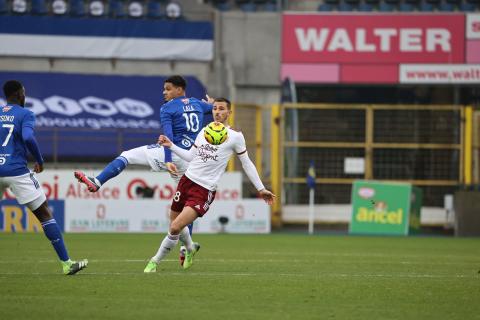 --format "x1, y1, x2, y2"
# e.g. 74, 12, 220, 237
282, 14, 465, 64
